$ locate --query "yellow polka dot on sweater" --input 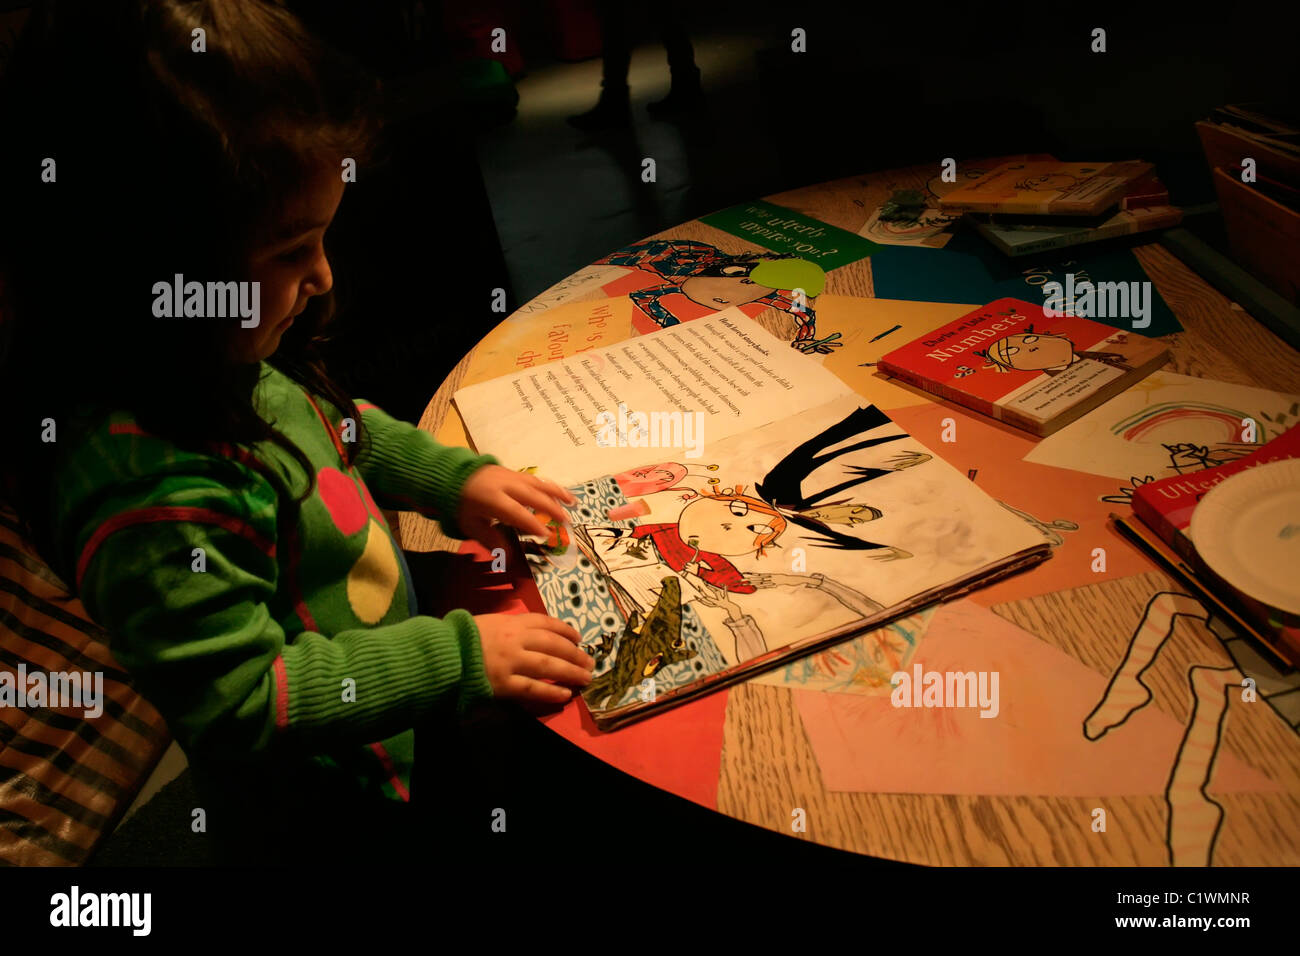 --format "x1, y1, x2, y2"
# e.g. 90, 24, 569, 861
347, 518, 400, 624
